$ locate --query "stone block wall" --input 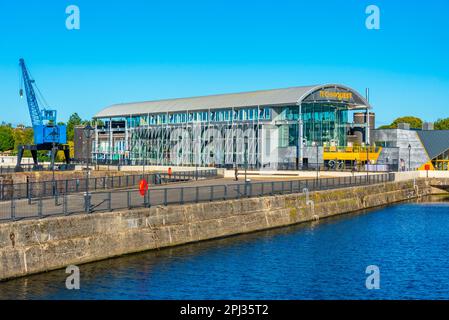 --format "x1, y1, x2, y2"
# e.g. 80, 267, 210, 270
0, 179, 432, 281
